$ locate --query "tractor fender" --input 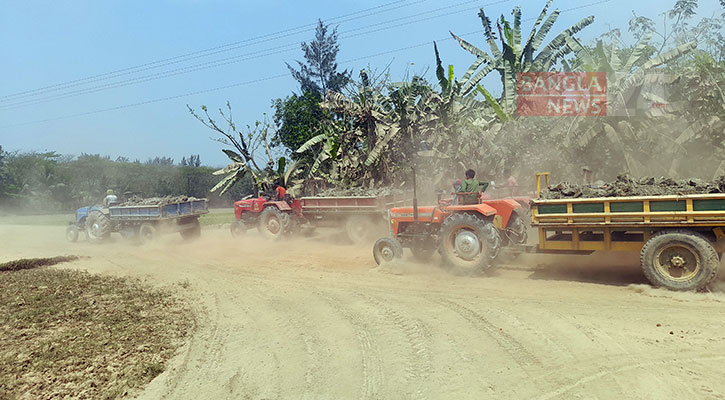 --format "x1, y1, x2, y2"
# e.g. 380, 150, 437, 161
445, 203, 498, 217
480, 199, 522, 228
